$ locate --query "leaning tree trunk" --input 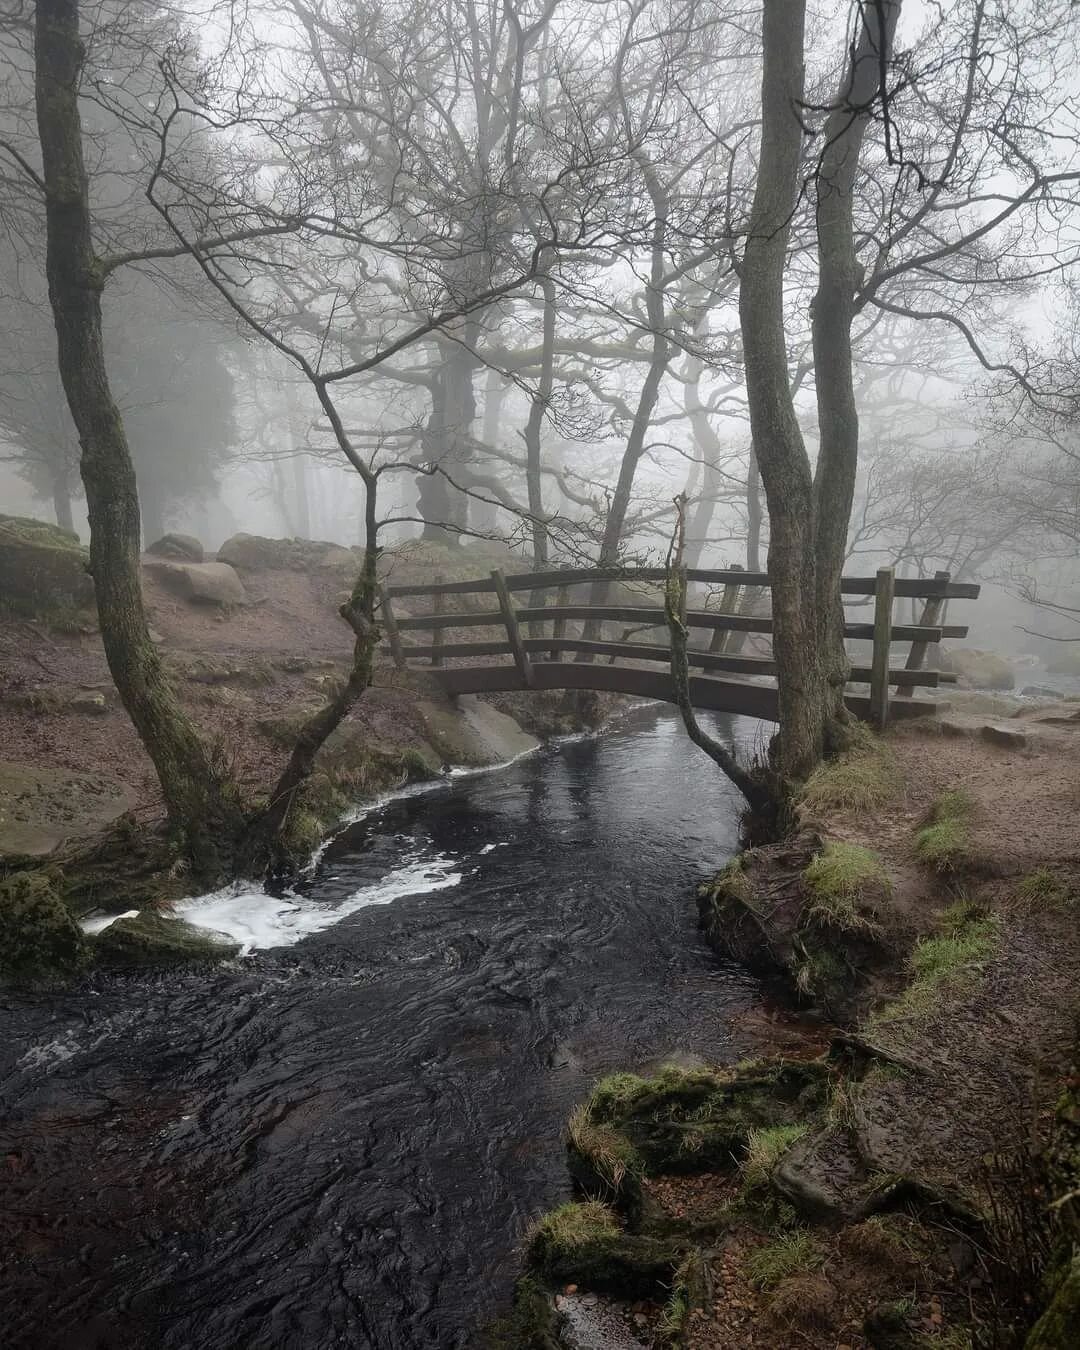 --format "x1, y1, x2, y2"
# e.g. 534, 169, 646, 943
738, 0, 827, 785
34, 0, 241, 874
579, 154, 670, 650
